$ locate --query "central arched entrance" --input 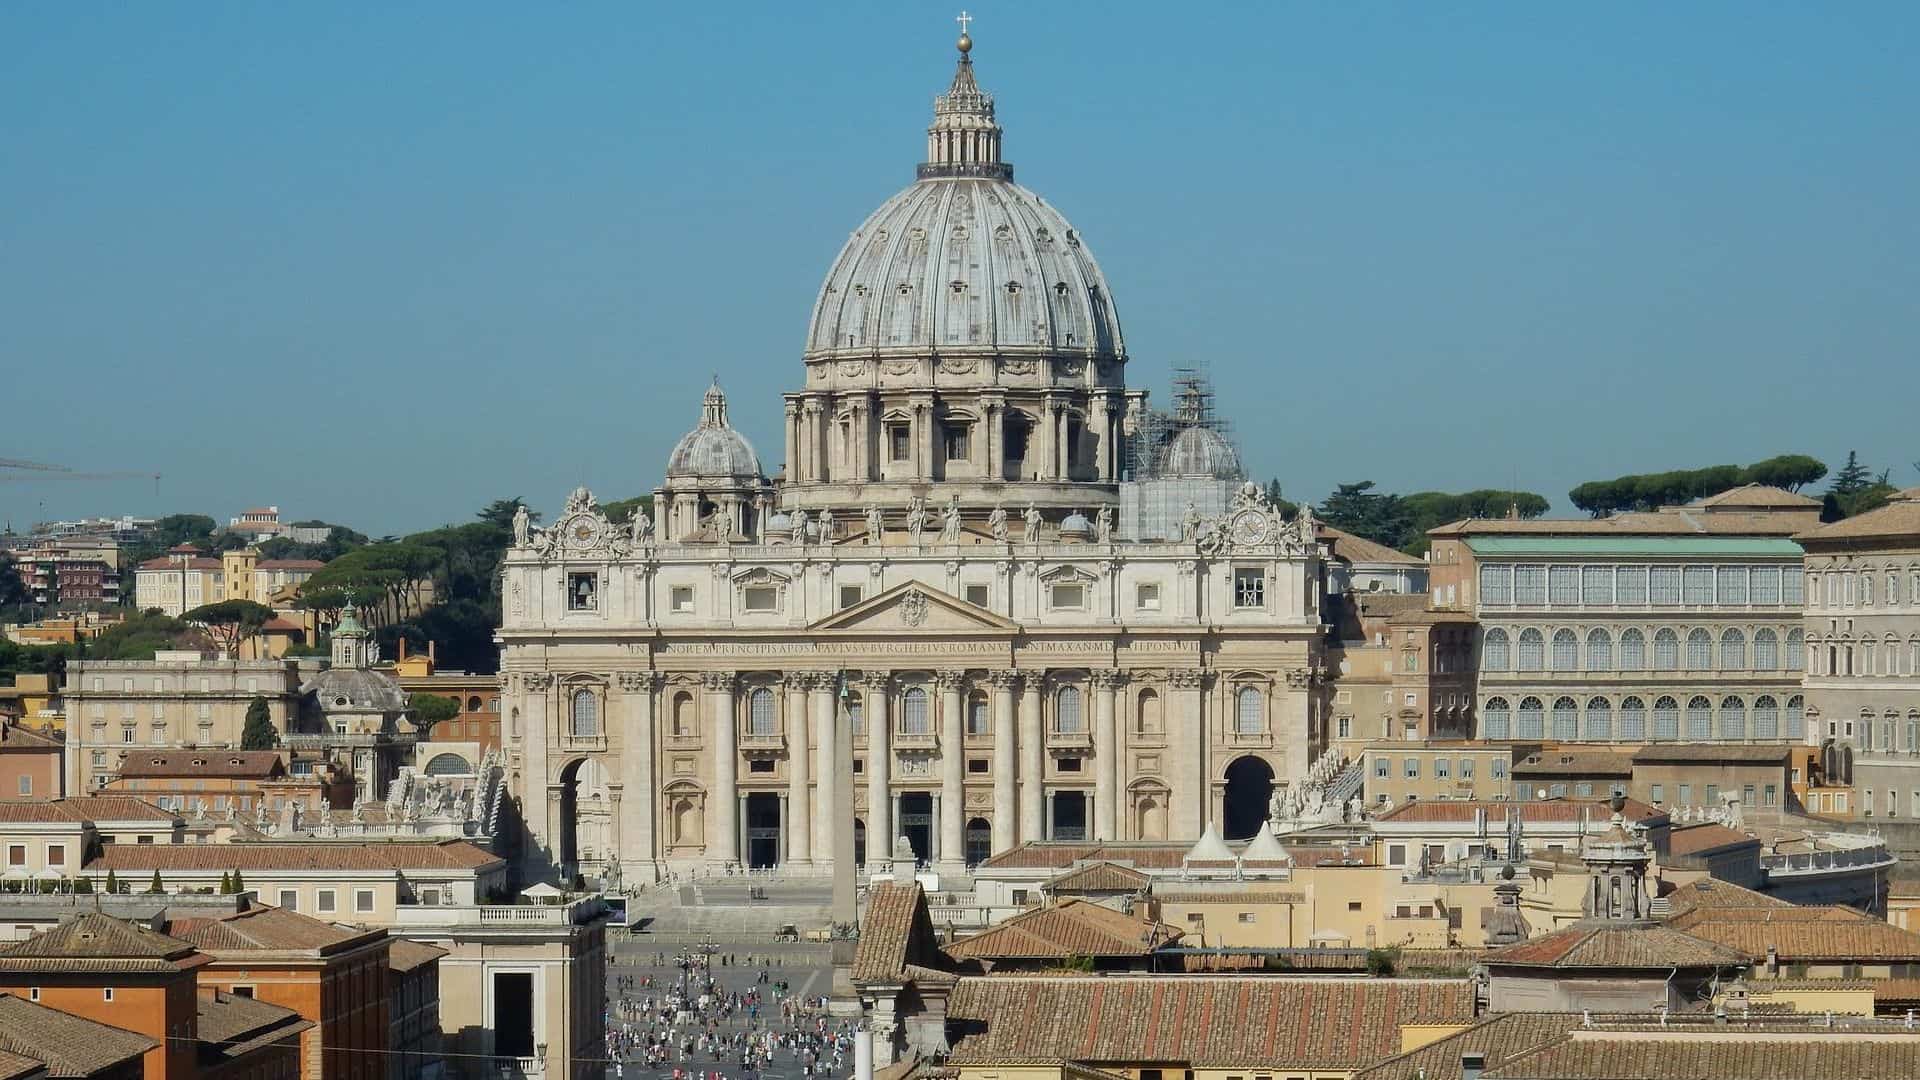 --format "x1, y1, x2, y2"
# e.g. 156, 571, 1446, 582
1222, 755, 1274, 841
744, 793, 782, 869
